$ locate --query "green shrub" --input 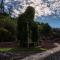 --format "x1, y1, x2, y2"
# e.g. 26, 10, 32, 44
0, 14, 17, 42
0, 28, 15, 42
